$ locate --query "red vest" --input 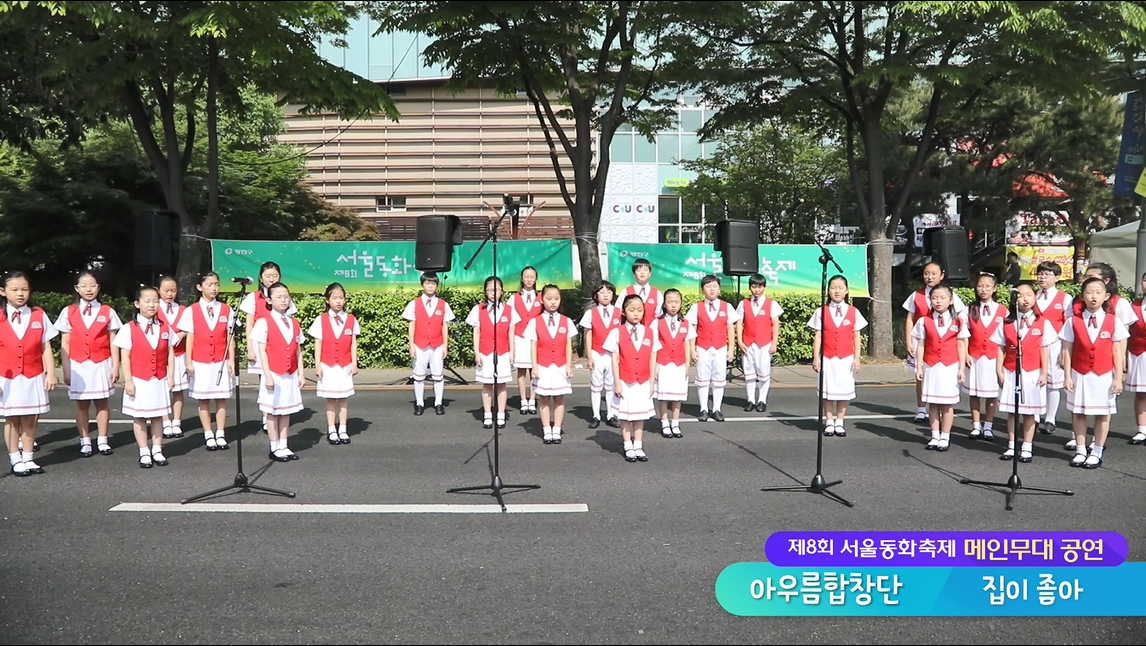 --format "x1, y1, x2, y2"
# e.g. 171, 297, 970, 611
0, 307, 47, 378
129, 320, 170, 380
1001, 318, 1046, 372
265, 316, 301, 375
656, 317, 689, 367
1070, 313, 1116, 375
921, 314, 962, 367
695, 300, 732, 350
740, 297, 775, 347
822, 305, 858, 359
588, 306, 622, 354
320, 312, 356, 367
66, 302, 113, 363
617, 325, 653, 383
1035, 290, 1069, 333
912, 290, 932, 319
157, 301, 186, 357
412, 297, 447, 348
623, 285, 661, 326
967, 304, 1004, 359
511, 292, 542, 337
1130, 300, 1146, 357
534, 314, 570, 368
190, 301, 231, 363
478, 304, 512, 356
252, 290, 272, 324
